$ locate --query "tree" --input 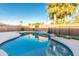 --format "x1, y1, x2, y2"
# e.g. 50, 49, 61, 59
34, 23, 40, 28
75, 16, 79, 23
47, 3, 79, 24
19, 21, 23, 26
19, 21, 25, 31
